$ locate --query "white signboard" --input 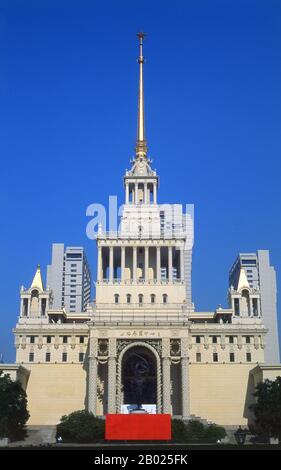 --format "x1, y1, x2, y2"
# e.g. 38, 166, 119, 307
121, 404, 157, 414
